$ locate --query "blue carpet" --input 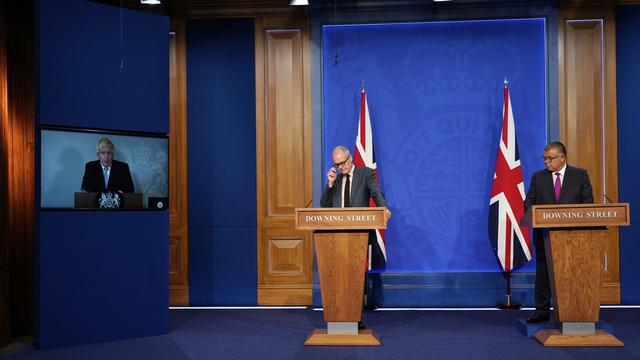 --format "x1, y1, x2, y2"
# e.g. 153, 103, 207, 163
3, 308, 640, 359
